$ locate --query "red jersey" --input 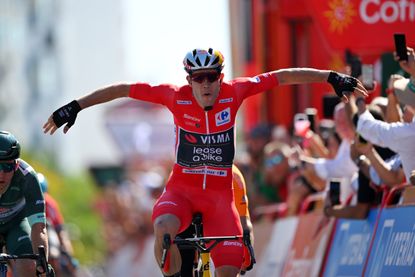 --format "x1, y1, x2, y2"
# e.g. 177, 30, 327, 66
45, 193, 64, 231
129, 73, 278, 190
